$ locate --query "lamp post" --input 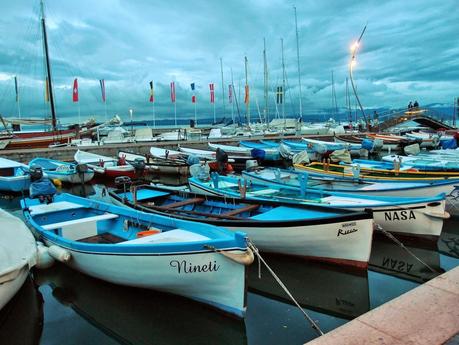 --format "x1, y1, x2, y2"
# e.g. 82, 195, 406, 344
349, 25, 368, 128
